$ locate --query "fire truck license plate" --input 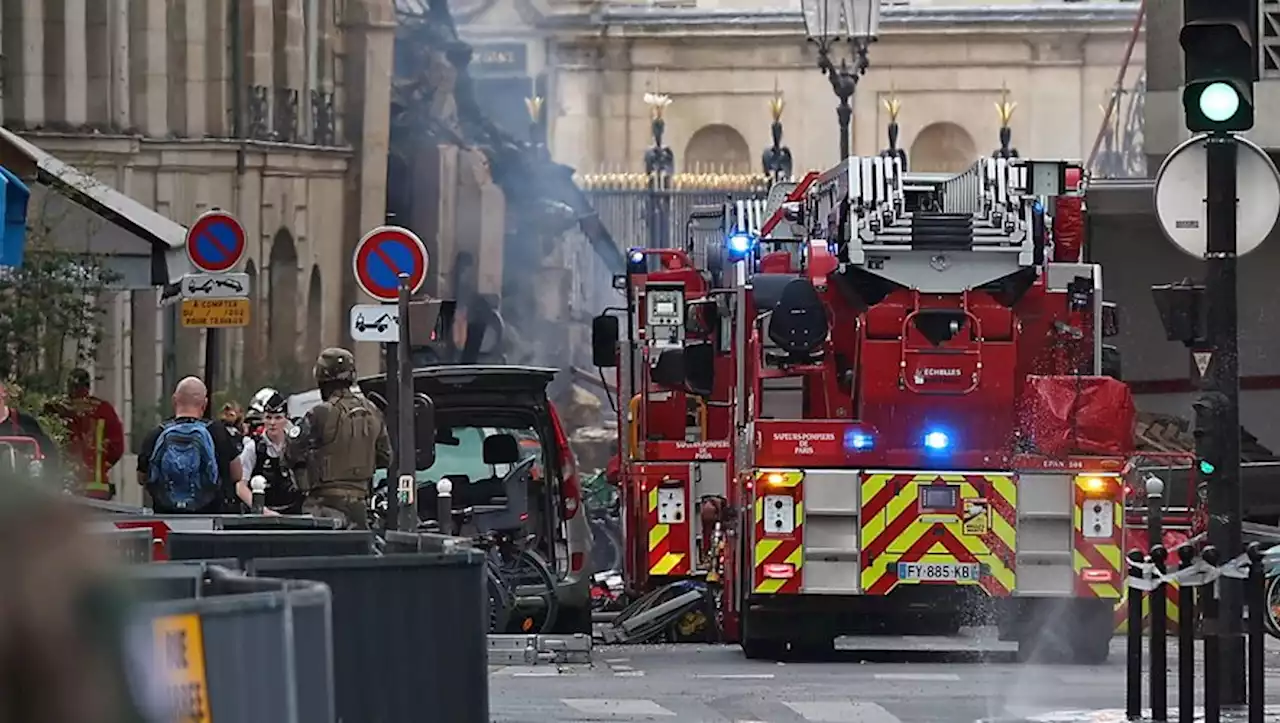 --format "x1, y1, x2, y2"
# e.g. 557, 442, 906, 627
897, 562, 981, 582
